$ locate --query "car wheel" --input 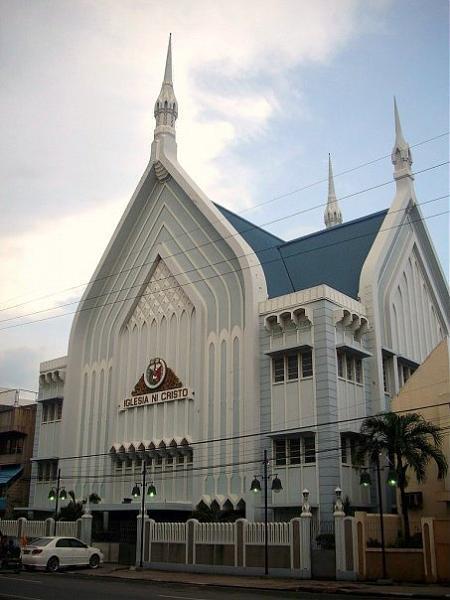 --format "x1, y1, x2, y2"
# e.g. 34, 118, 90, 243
46, 556, 60, 573
89, 554, 100, 569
